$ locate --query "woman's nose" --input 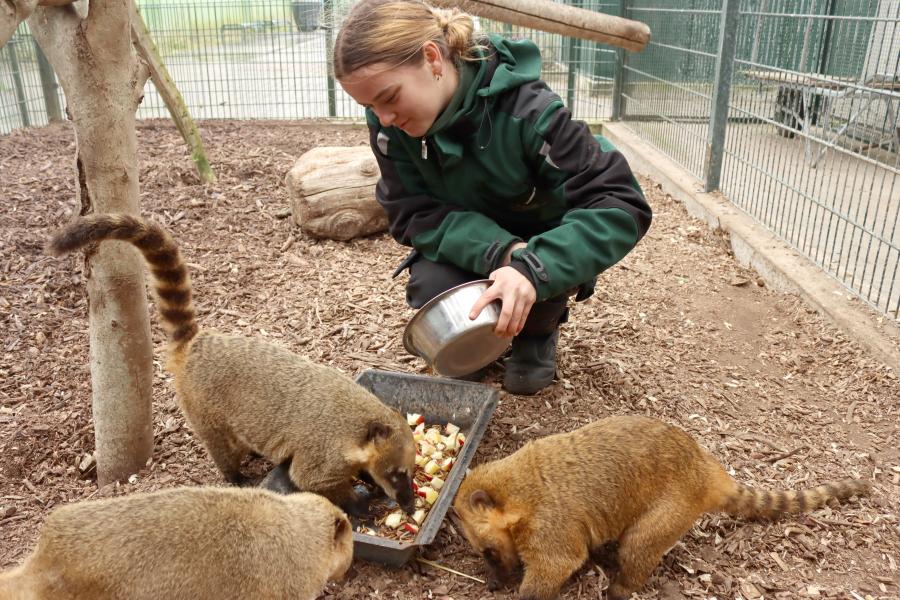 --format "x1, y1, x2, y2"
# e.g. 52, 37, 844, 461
376, 108, 396, 127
